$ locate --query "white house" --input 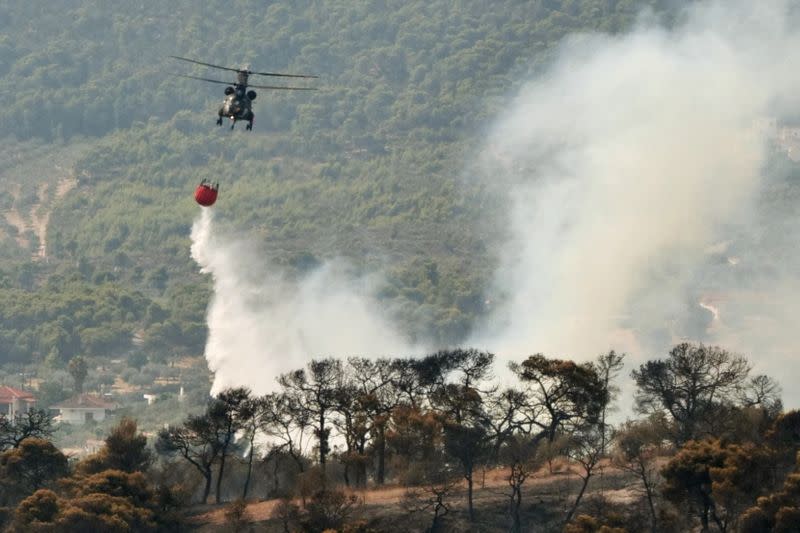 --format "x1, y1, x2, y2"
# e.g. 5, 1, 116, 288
0, 386, 36, 419
52, 394, 116, 425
